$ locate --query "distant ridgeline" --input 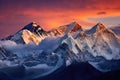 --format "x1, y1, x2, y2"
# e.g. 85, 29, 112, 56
0, 22, 120, 80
